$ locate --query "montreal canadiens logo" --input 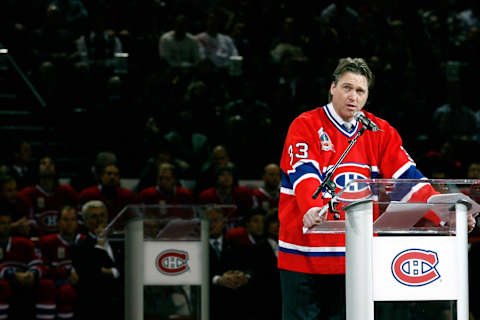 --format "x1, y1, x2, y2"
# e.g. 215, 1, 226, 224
156, 250, 189, 275
334, 172, 370, 201
391, 249, 440, 287
38, 210, 59, 232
